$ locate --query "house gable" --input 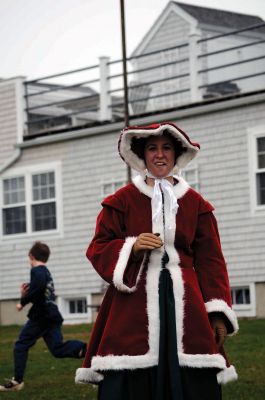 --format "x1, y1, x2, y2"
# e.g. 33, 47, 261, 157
132, 1, 265, 58
132, 2, 198, 57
